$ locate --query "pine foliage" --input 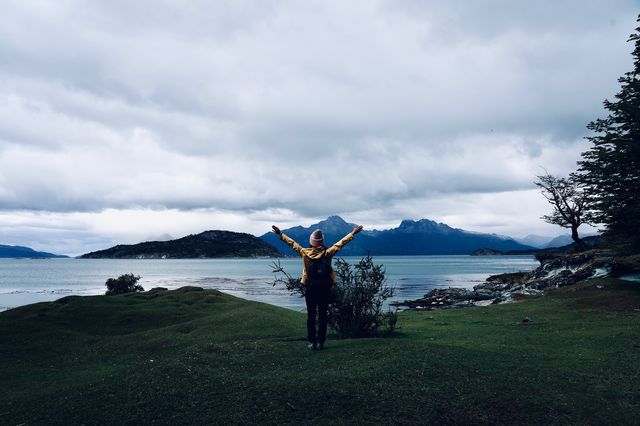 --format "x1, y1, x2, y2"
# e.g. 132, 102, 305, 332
576, 16, 640, 252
